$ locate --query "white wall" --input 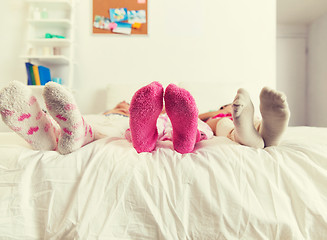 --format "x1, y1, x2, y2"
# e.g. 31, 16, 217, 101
307, 13, 327, 127
0, 0, 276, 130
0, 1, 27, 132
72, 0, 276, 114
0, 1, 27, 89
276, 25, 307, 126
